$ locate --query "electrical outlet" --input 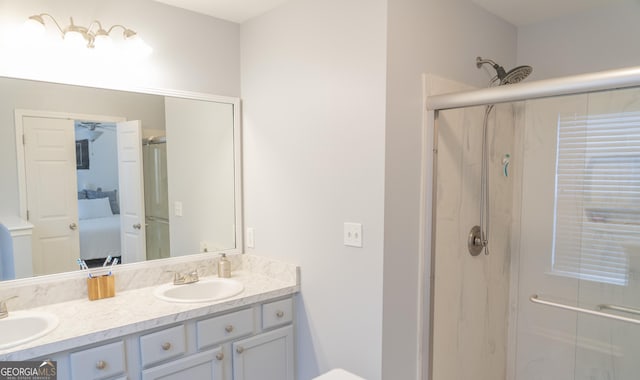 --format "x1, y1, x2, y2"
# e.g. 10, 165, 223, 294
344, 222, 363, 247
246, 228, 255, 248
200, 241, 210, 252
